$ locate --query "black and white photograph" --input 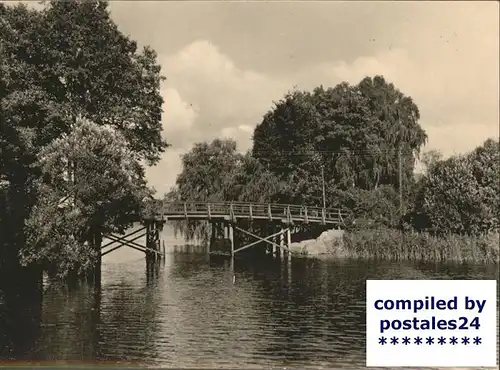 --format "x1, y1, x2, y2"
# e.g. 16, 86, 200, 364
0, 0, 499, 368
